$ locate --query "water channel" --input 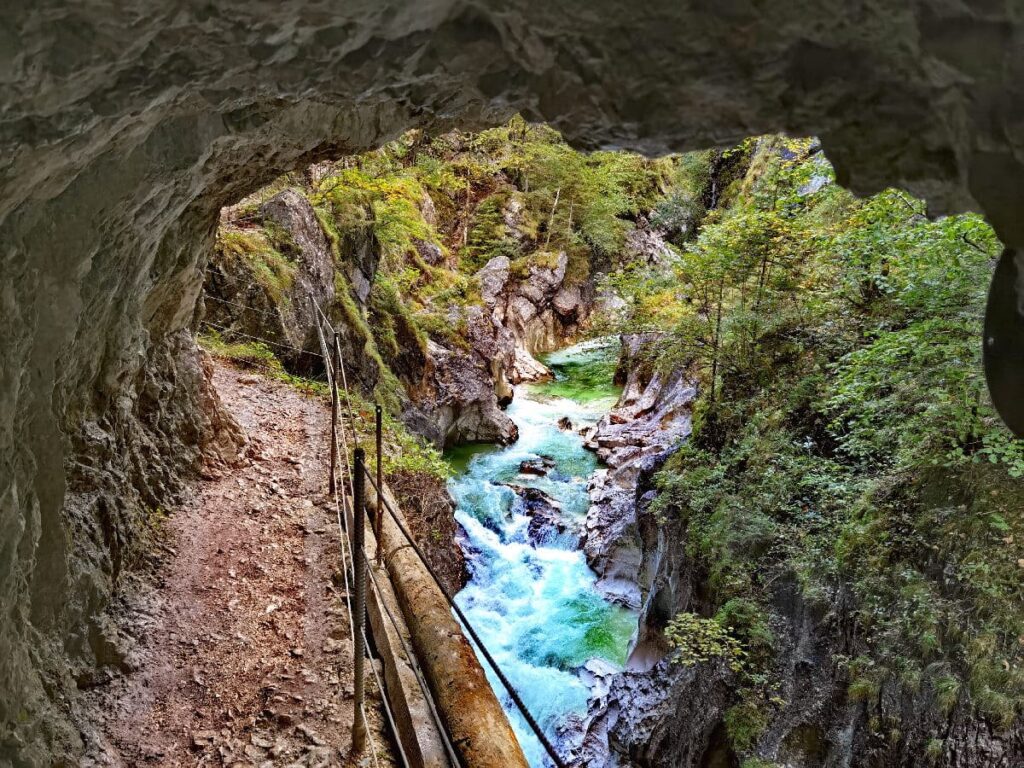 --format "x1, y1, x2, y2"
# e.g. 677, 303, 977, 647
446, 339, 637, 765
